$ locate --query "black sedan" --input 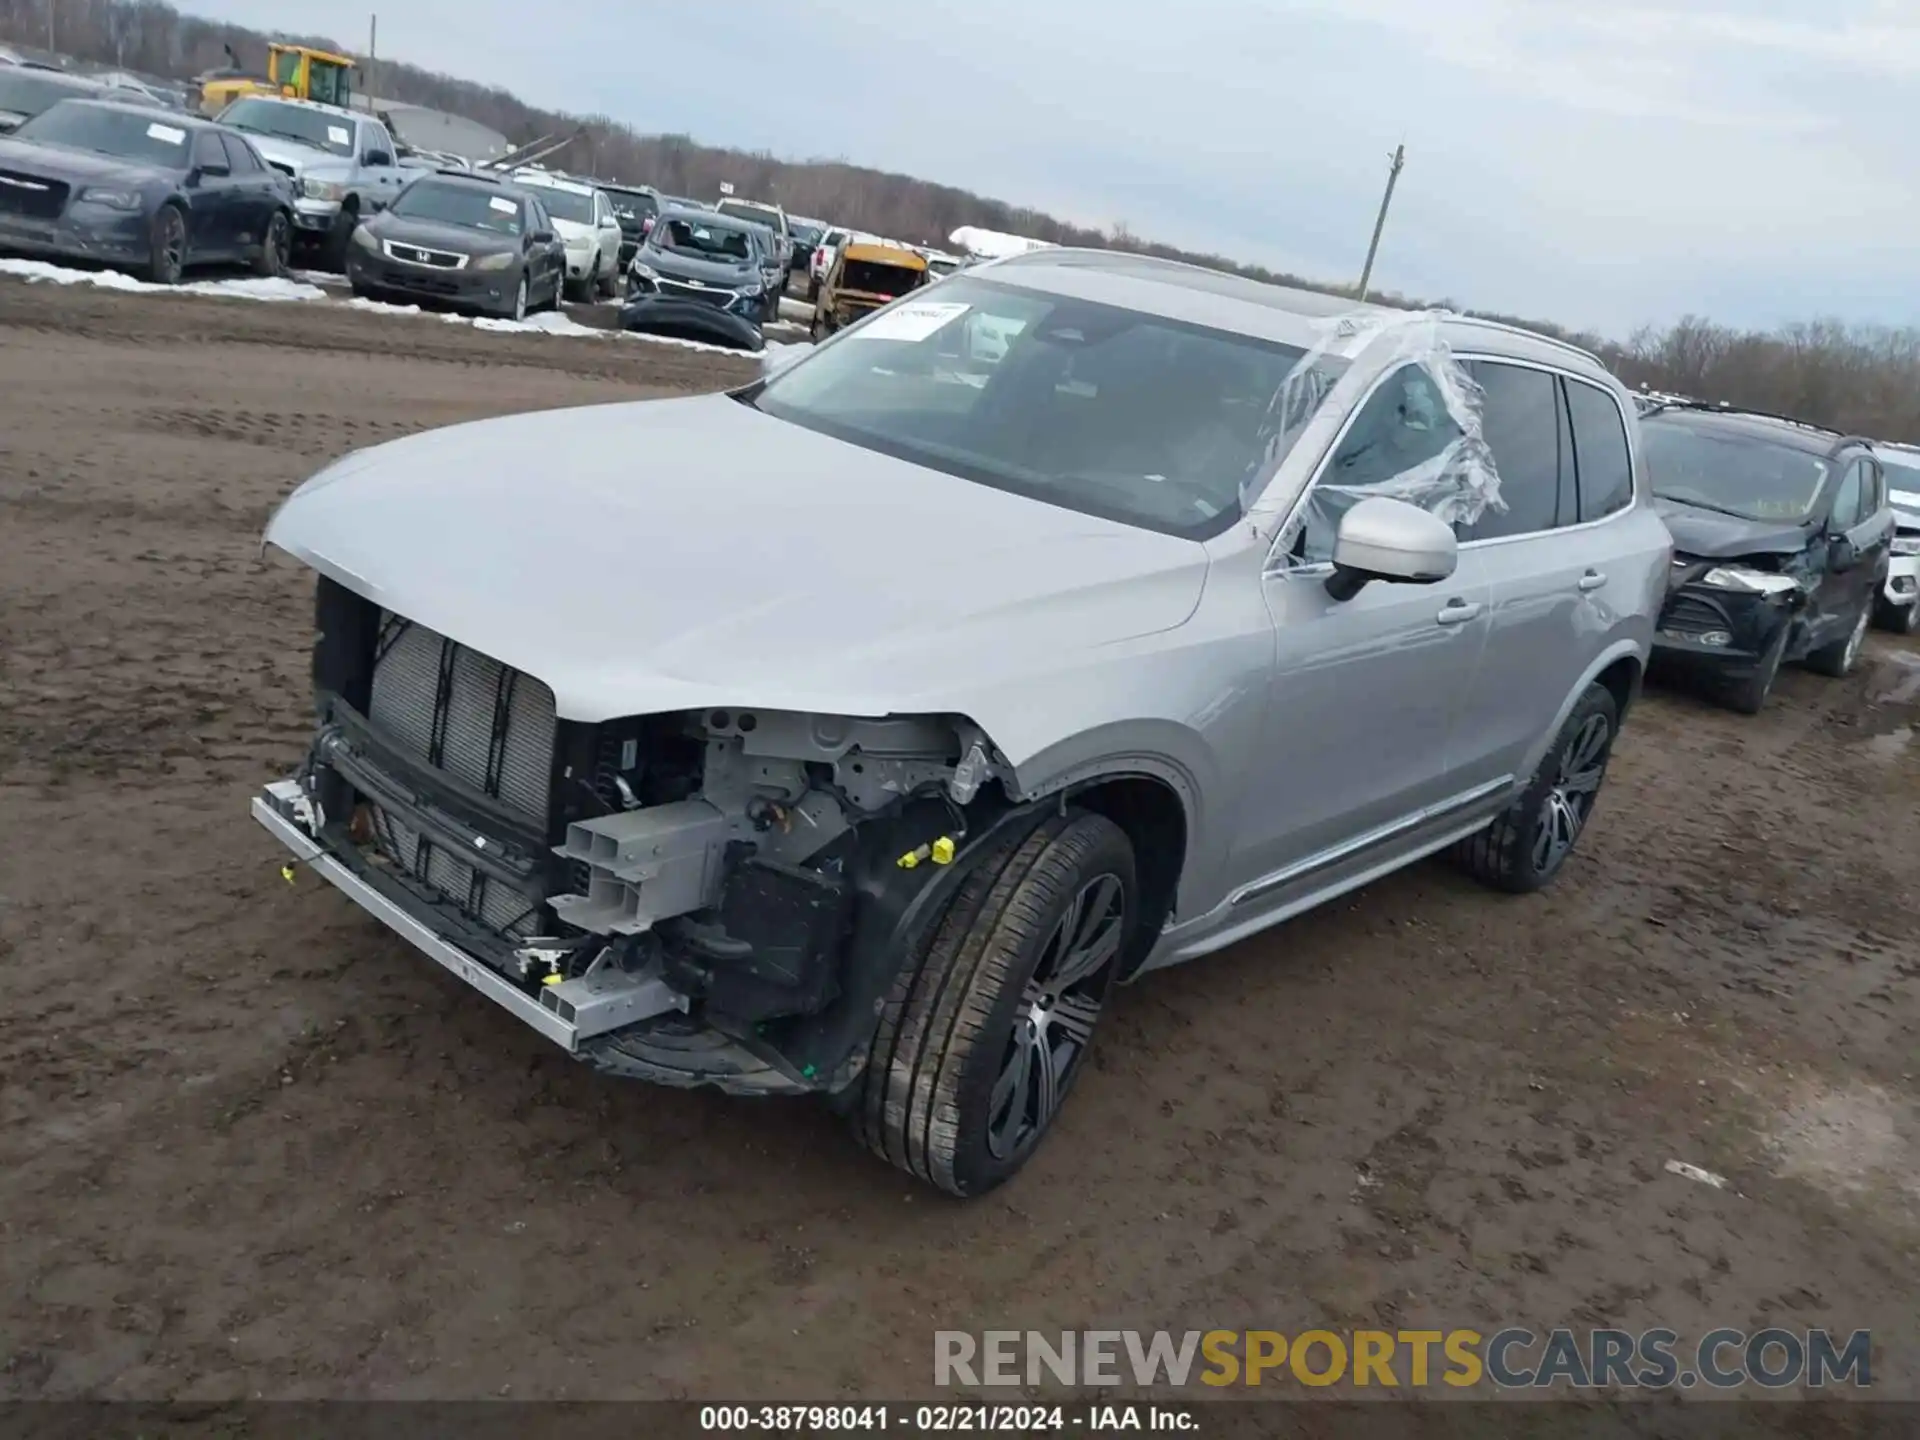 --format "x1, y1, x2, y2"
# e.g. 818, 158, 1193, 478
345, 170, 566, 321
620, 207, 769, 351
0, 98, 292, 281
1645, 402, 1895, 713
